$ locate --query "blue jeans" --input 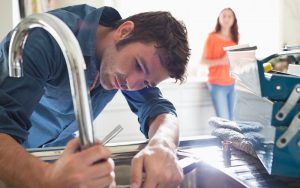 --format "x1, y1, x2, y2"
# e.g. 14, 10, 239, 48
207, 84, 235, 120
